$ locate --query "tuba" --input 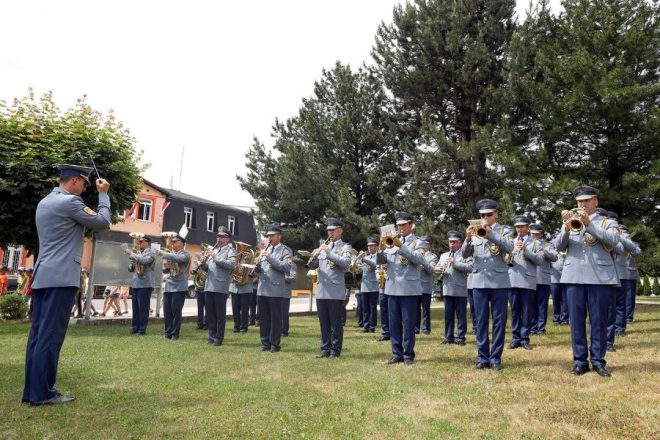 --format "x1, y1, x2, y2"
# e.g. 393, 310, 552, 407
161, 231, 181, 278
562, 208, 585, 232
129, 232, 145, 276
231, 241, 255, 285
